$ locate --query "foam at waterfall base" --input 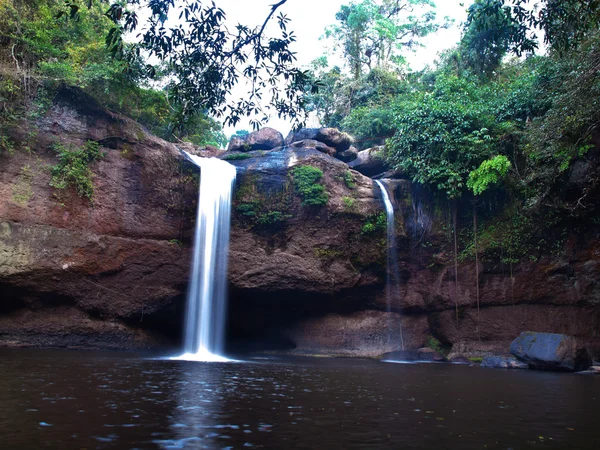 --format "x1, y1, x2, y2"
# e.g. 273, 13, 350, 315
171, 348, 234, 363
